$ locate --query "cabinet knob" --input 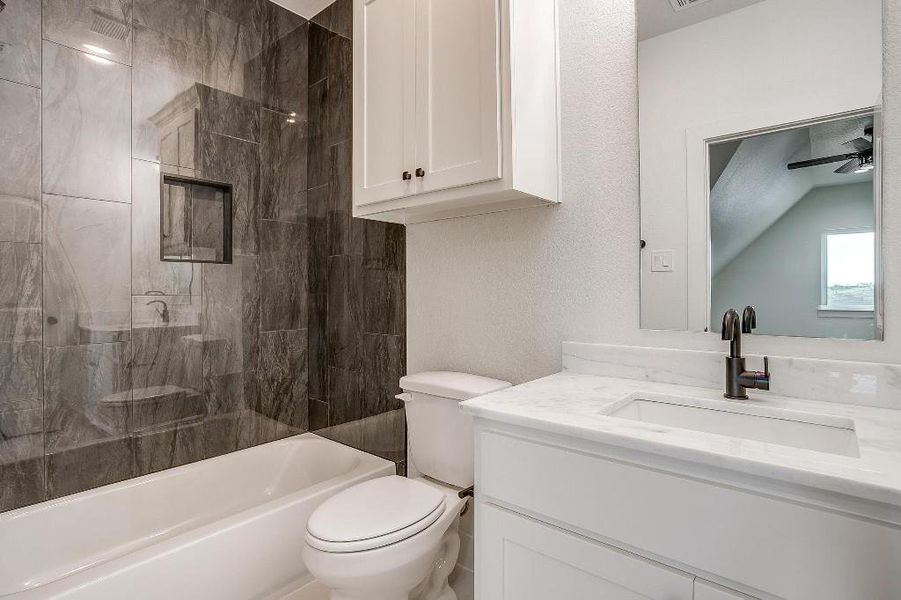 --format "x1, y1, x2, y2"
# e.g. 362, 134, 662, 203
402, 171, 412, 181
415, 168, 425, 178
